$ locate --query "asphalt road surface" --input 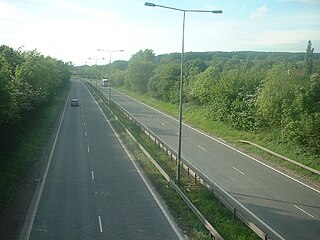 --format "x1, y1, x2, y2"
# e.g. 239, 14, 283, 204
97, 85, 320, 240
25, 80, 182, 240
